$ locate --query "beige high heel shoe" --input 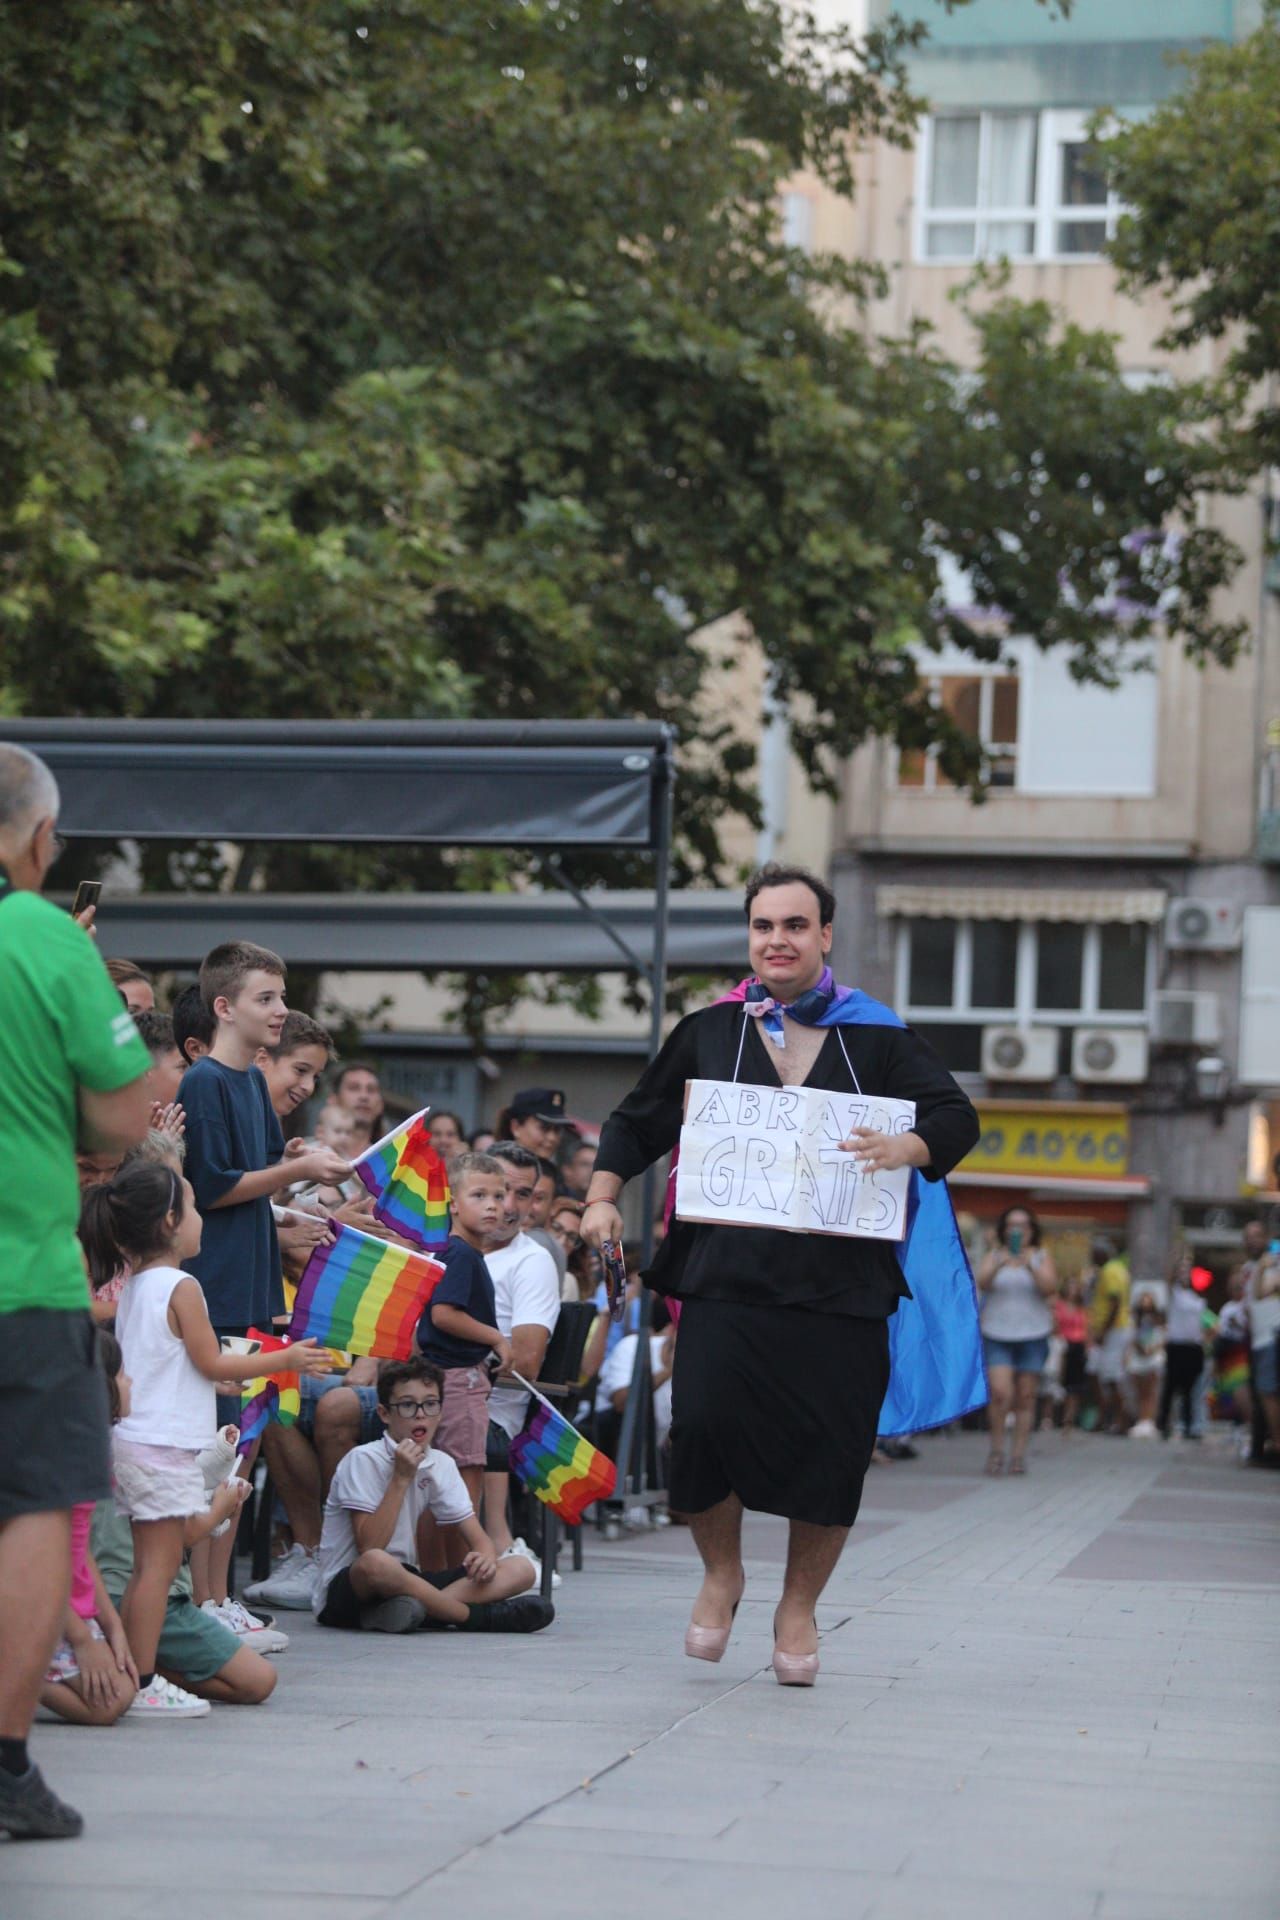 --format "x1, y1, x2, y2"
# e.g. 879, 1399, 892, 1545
684, 1587, 743, 1663
771, 1646, 819, 1687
